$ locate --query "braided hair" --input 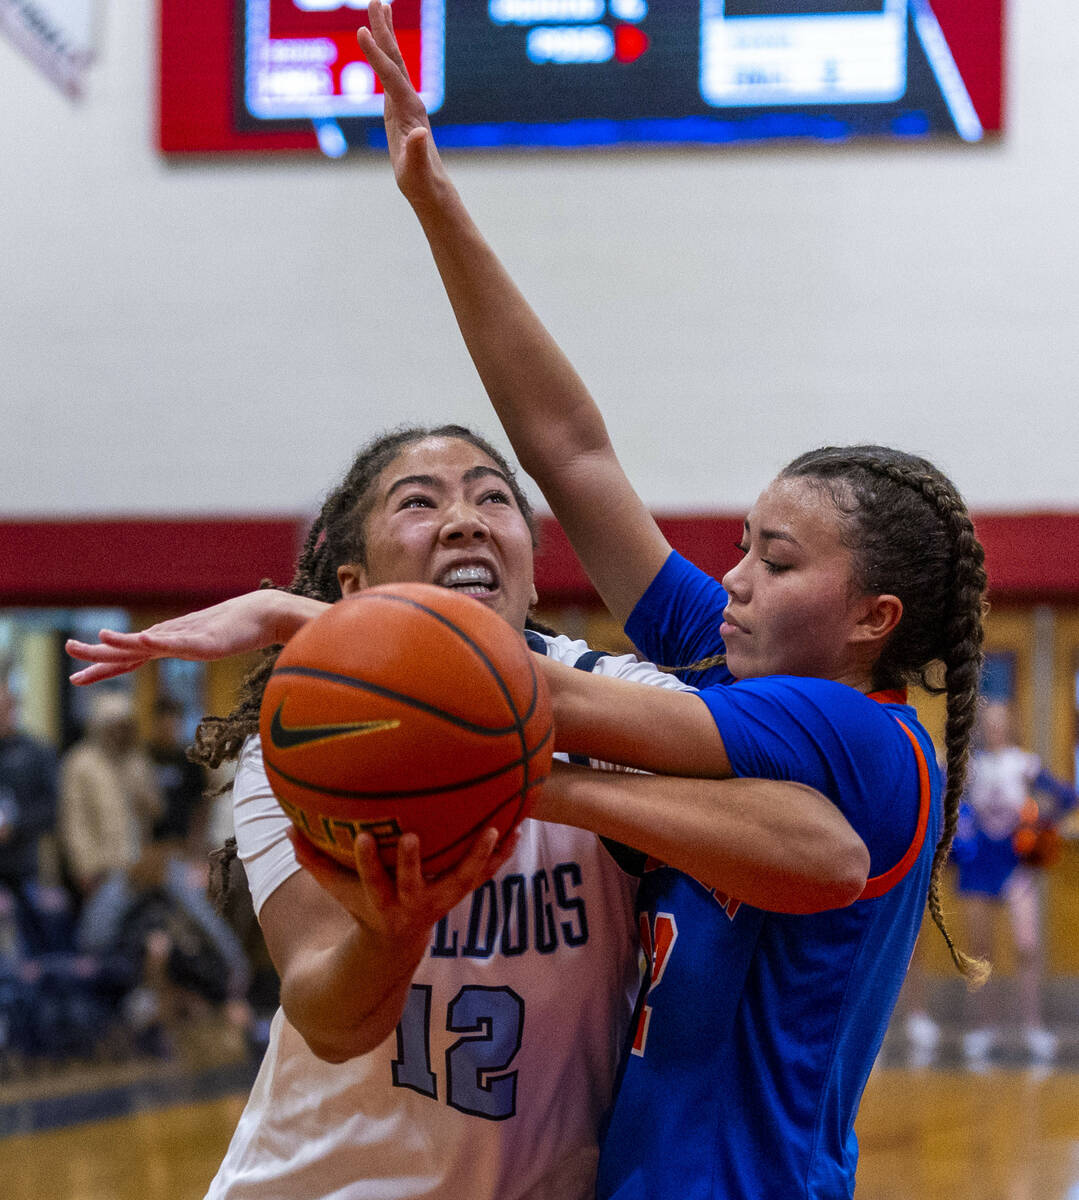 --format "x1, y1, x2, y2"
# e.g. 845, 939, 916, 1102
191, 424, 540, 772
781, 445, 989, 985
